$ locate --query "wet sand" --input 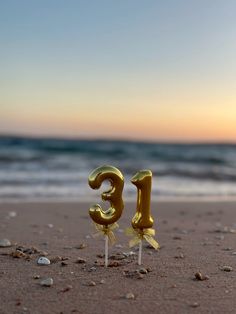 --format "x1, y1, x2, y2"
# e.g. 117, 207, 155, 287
0, 201, 236, 314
